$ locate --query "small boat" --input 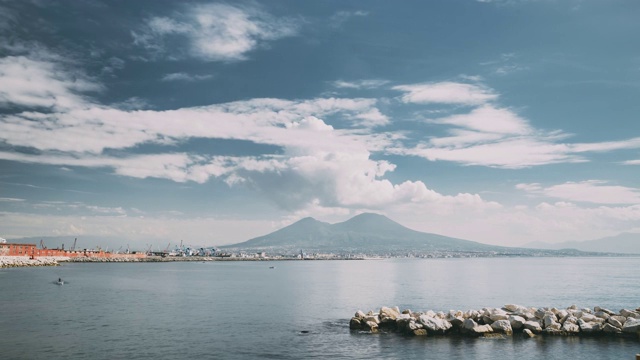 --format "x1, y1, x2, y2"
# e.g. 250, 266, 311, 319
56, 278, 64, 285
269, 266, 275, 269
